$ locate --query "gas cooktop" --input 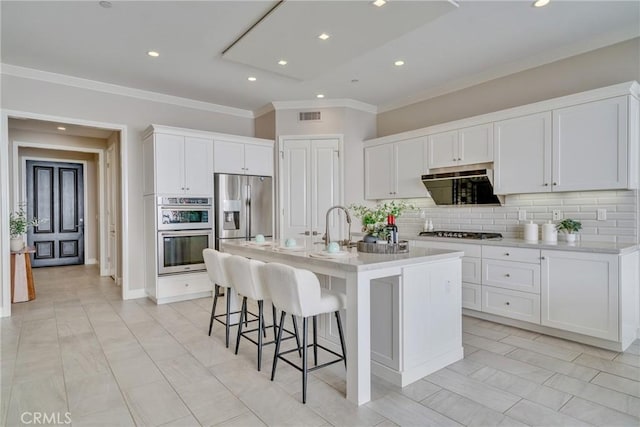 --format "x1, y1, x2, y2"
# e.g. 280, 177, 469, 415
419, 231, 503, 240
